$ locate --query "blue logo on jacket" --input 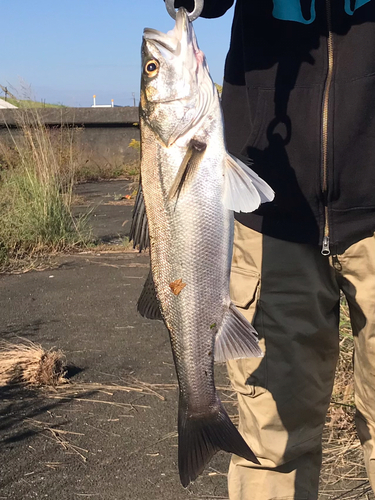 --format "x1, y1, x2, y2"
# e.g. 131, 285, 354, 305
272, 0, 371, 24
